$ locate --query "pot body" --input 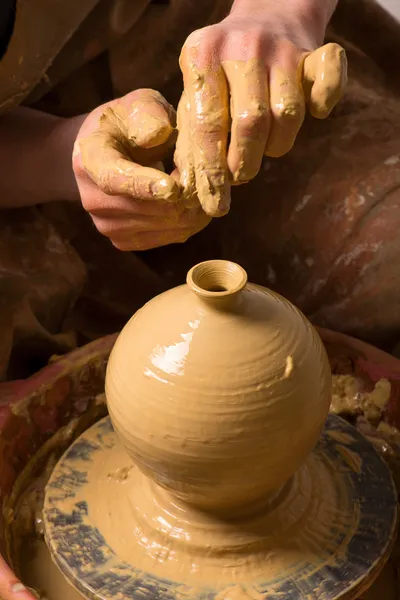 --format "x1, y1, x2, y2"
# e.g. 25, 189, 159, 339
106, 262, 332, 512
